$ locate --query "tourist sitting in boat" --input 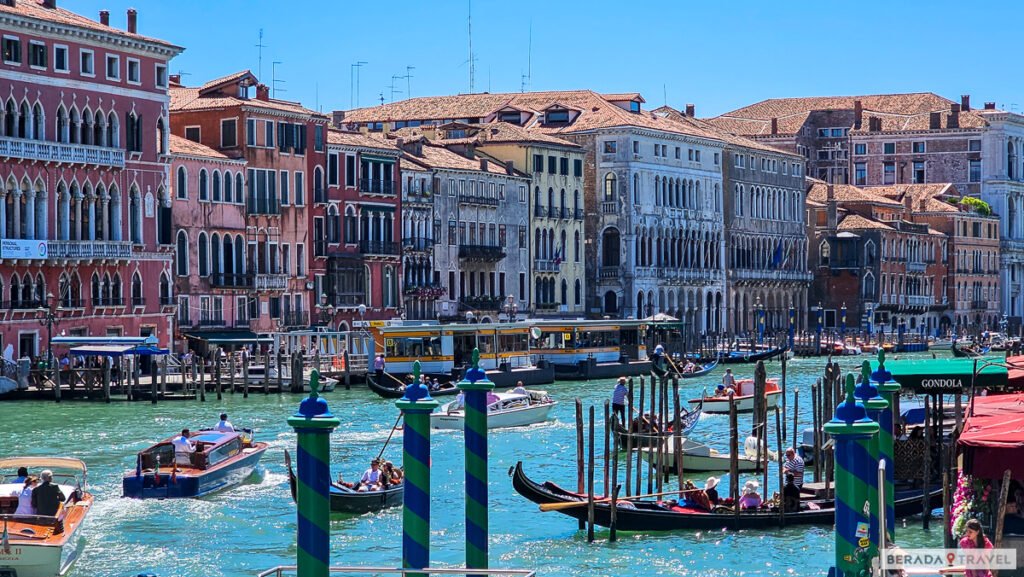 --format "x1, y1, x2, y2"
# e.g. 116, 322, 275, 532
783, 473, 801, 512
214, 413, 234, 433
12, 466, 28, 483
357, 459, 384, 492
682, 360, 697, 374
682, 479, 713, 511
512, 380, 527, 395
171, 428, 196, 466
738, 480, 762, 510
713, 385, 727, 398
31, 470, 65, 516
382, 461, 403, 485
431, 378, 441, 391
486, 390, 501, 406
704, 476, 720, 506
12, 476, 37, 515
